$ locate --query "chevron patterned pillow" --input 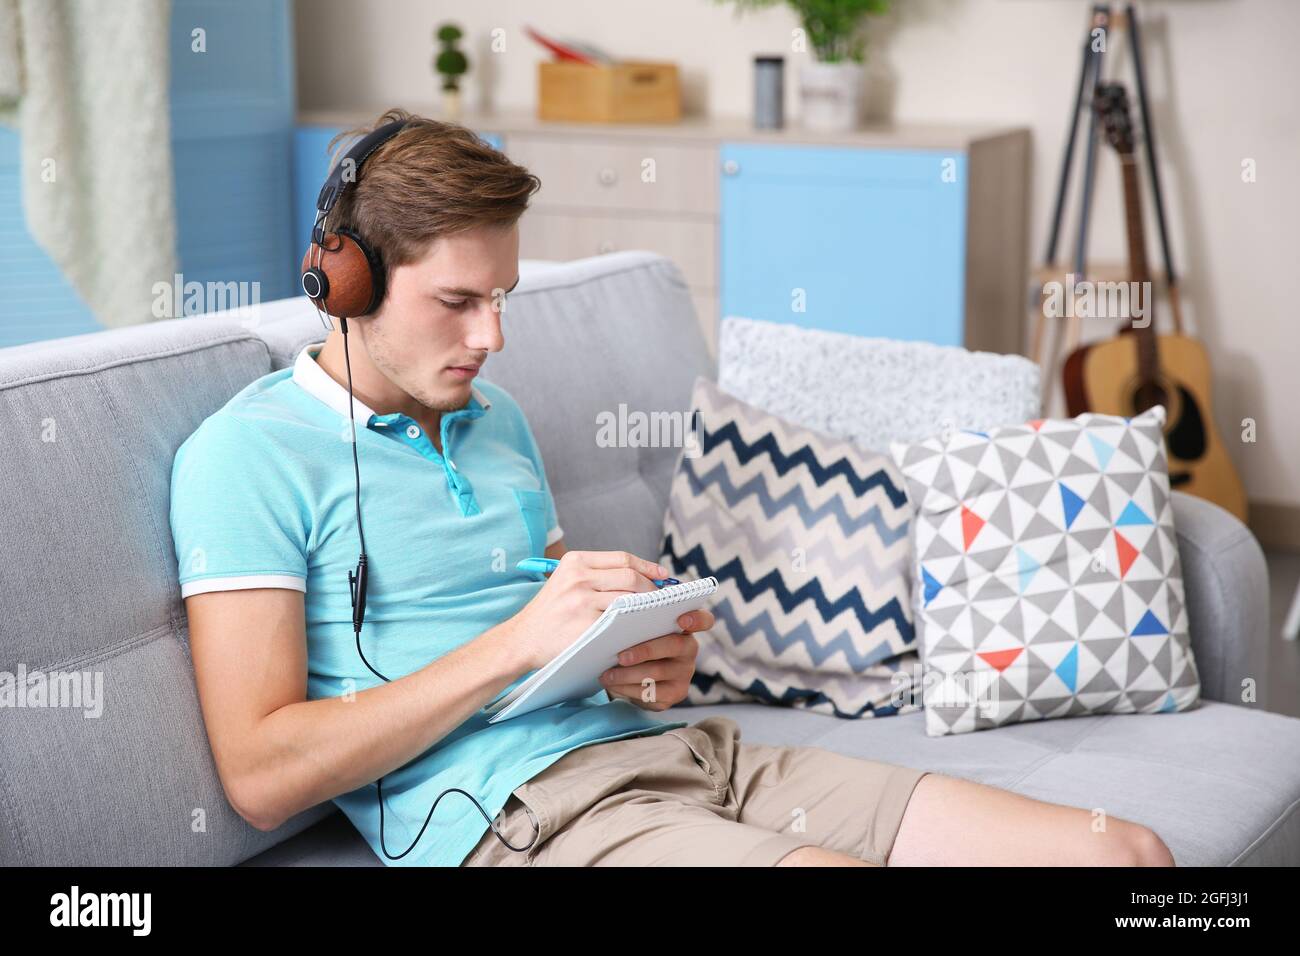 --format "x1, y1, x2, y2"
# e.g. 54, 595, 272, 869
659, 377, 919, 719
889, 405, 1201, 737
